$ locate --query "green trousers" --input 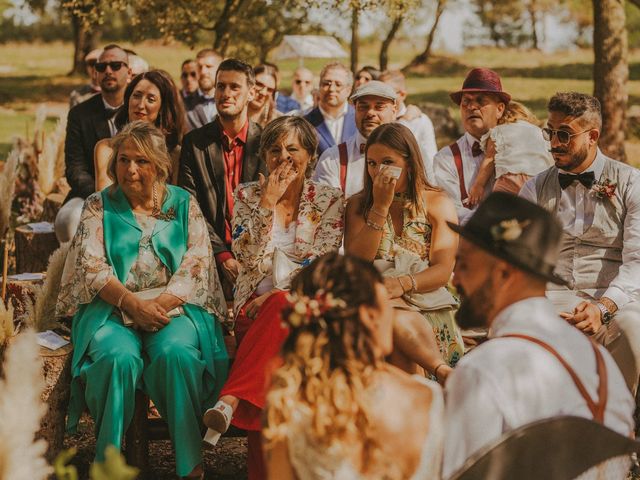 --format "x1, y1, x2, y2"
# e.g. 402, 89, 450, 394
81, 314, 208, 476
